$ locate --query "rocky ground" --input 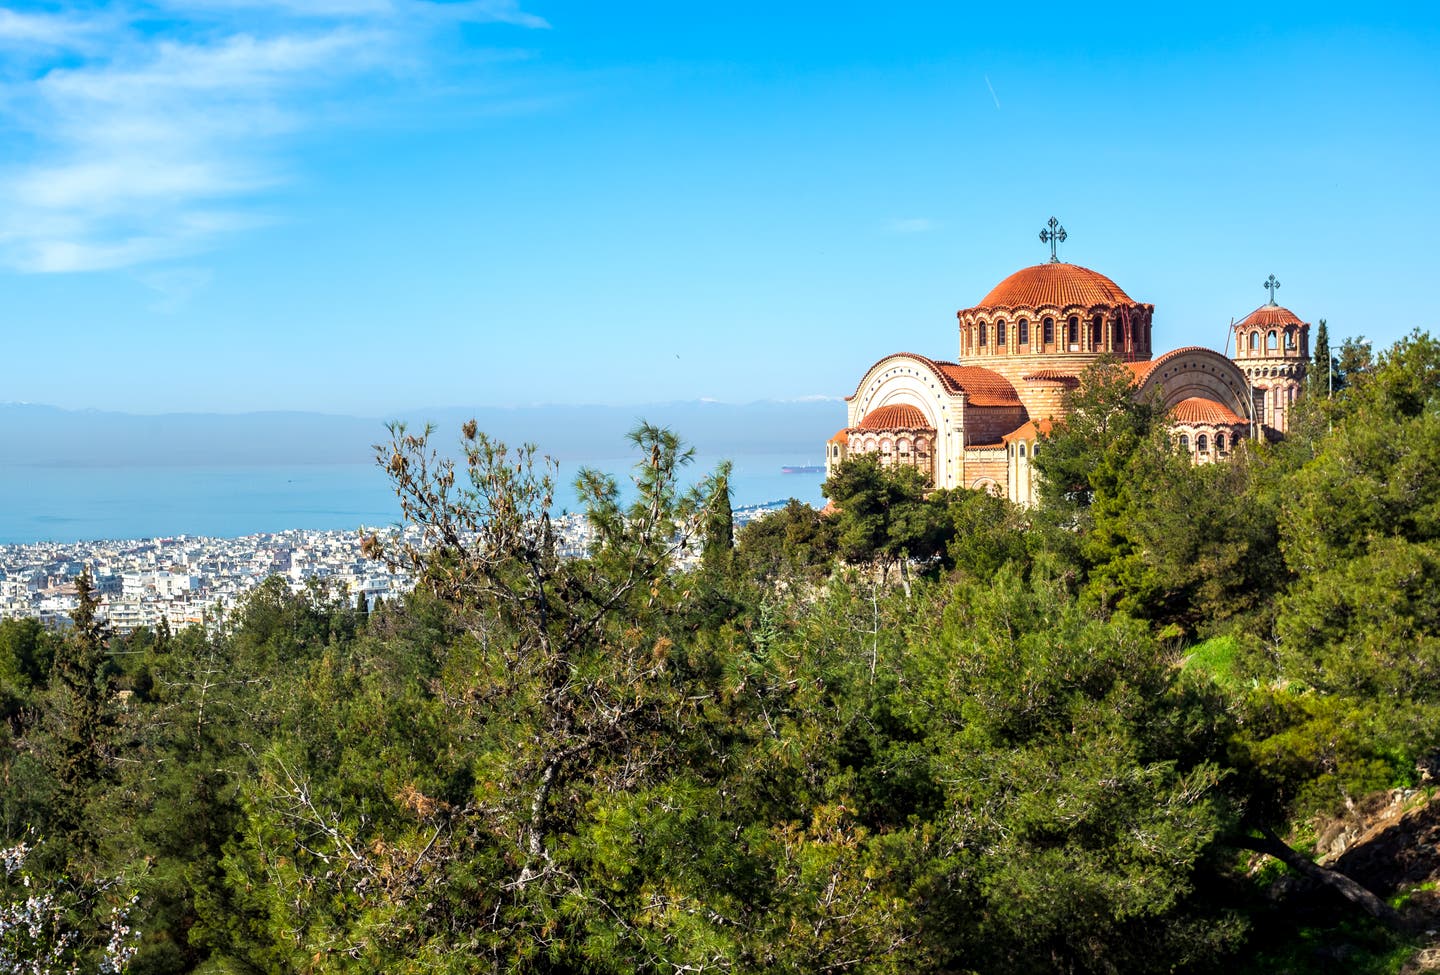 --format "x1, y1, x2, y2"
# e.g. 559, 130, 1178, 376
1314, 785, 1440, 972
